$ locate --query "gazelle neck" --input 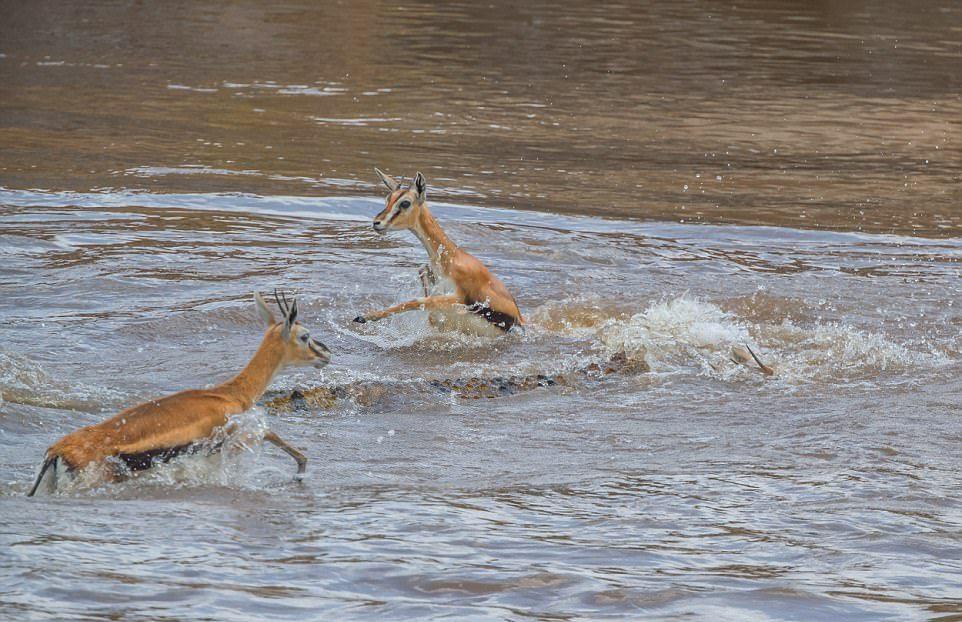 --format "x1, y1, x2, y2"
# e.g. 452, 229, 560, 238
218, 329, 286, 409
412, 204, 458, 270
